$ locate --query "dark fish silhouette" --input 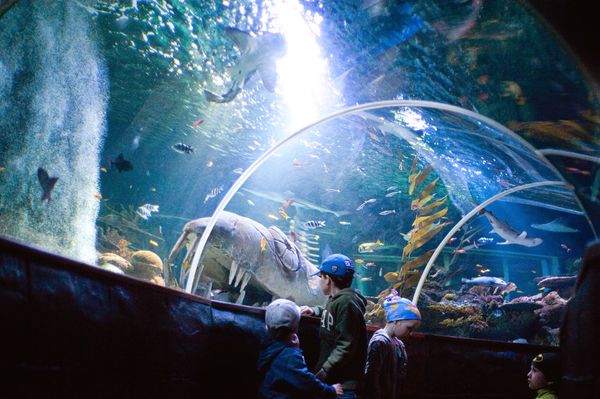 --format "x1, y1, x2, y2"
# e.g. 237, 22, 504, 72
37, 167, 58, 203
110, 153, 133, 172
